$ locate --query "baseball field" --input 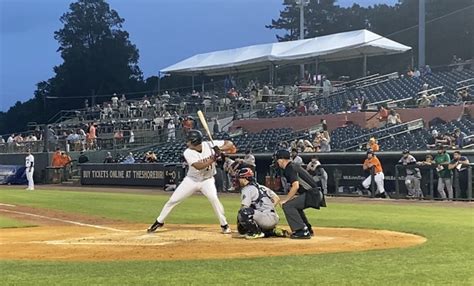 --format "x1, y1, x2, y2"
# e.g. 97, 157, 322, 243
0, 186, 472, 285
